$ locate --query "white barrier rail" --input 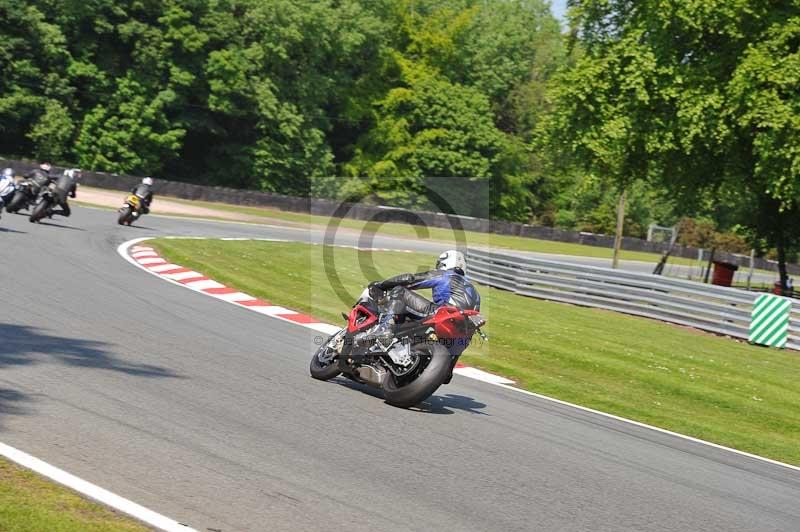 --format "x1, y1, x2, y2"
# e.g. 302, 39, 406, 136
467, 249, 800, 351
